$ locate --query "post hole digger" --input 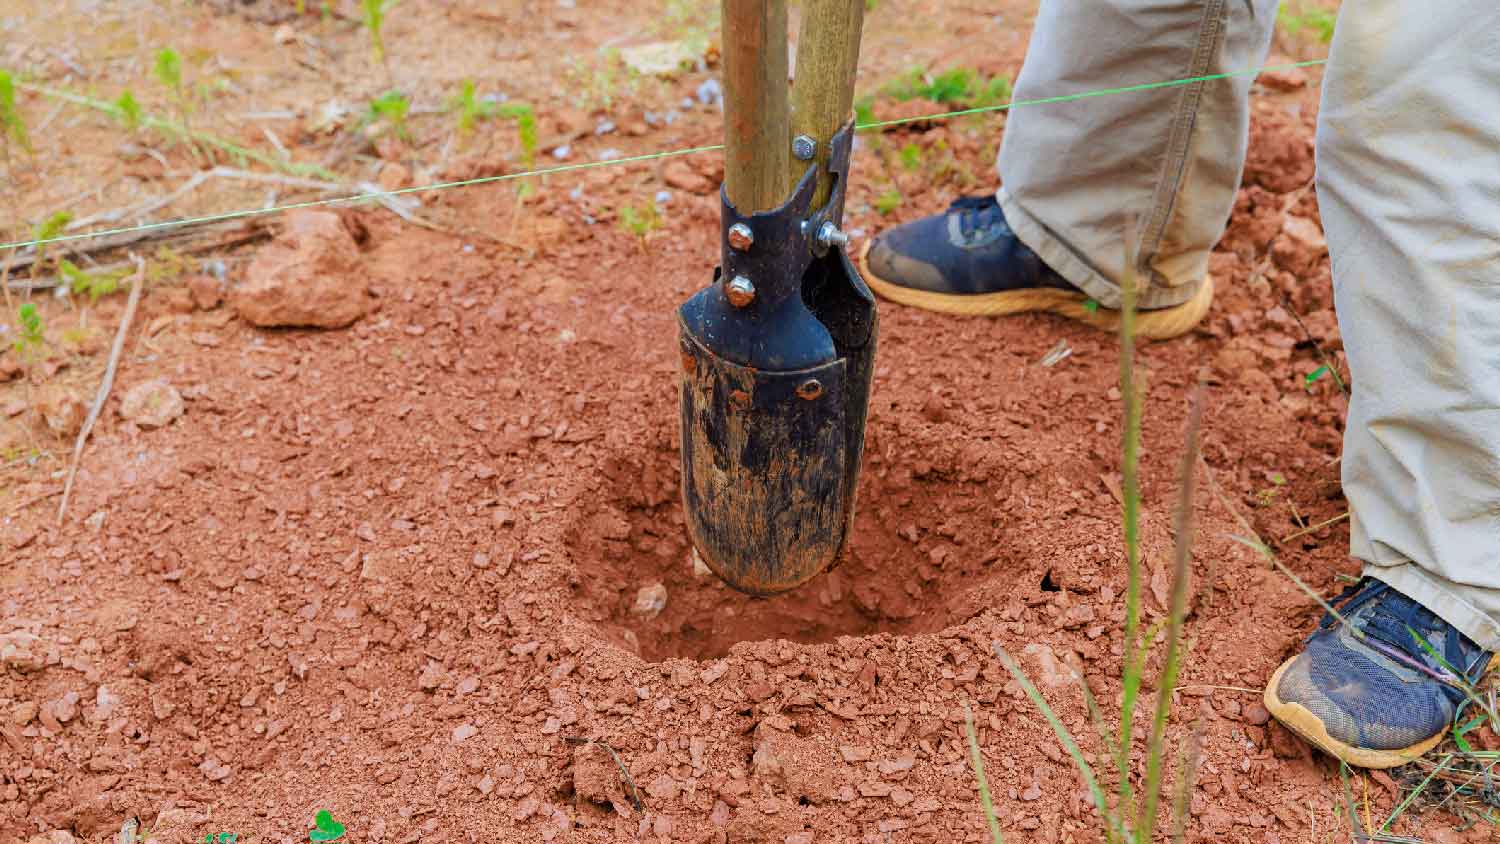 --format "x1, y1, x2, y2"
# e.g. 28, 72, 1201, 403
678, 0, 876, 595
